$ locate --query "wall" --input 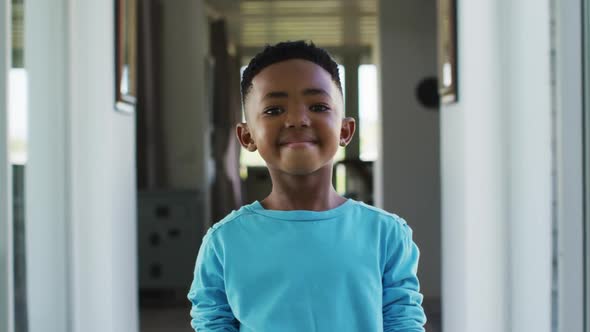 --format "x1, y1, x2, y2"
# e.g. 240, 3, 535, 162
439, 1, 553, 332
160, 0, 210, 190
25, 0, 138, 331
377, 0, 441, 299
